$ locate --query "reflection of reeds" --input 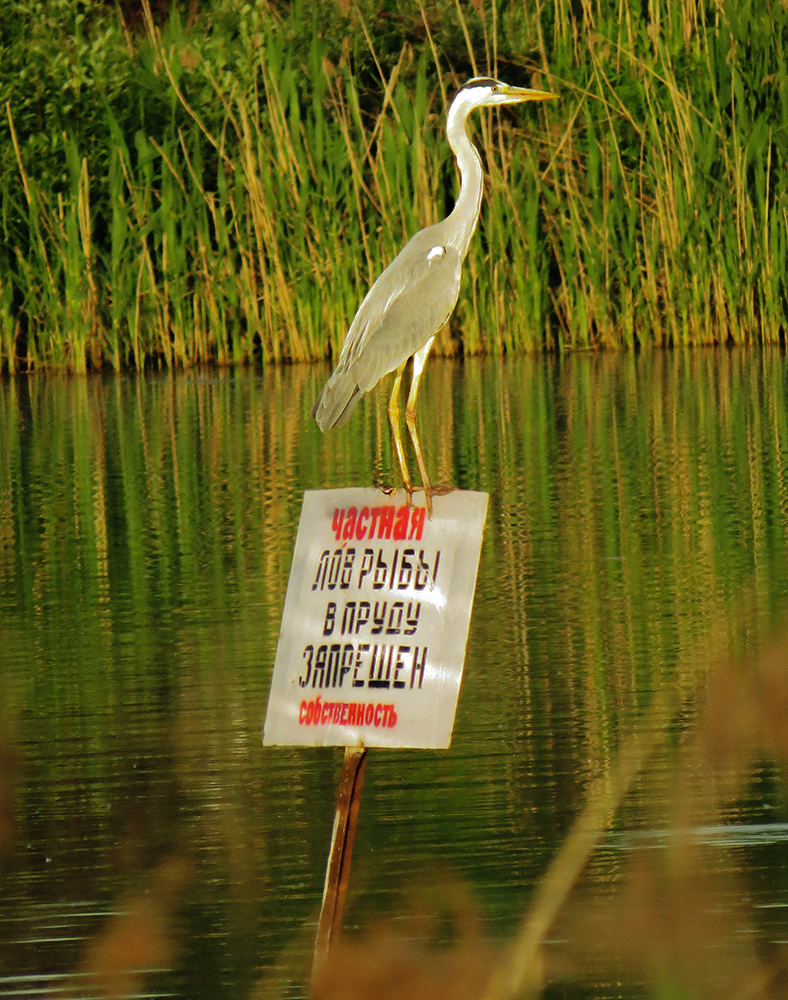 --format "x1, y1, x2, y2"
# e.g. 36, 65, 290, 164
1, 354, 788, 996
0, 731, 16, 859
